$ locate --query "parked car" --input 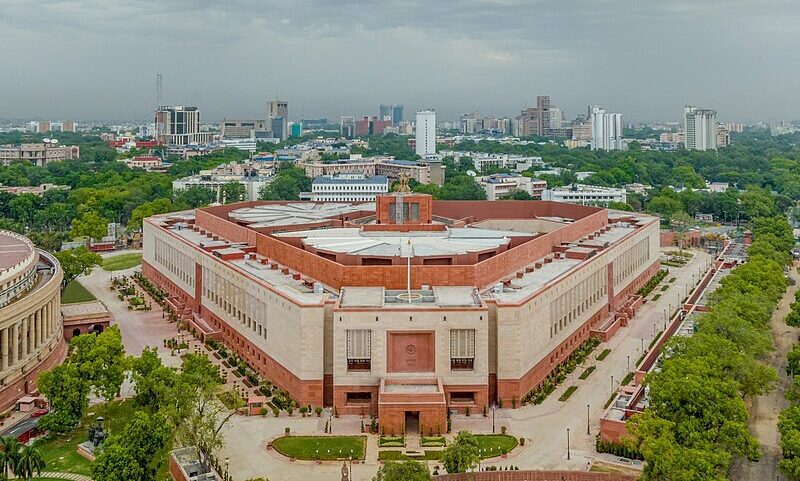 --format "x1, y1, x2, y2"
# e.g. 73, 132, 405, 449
30, 408, 48, 418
